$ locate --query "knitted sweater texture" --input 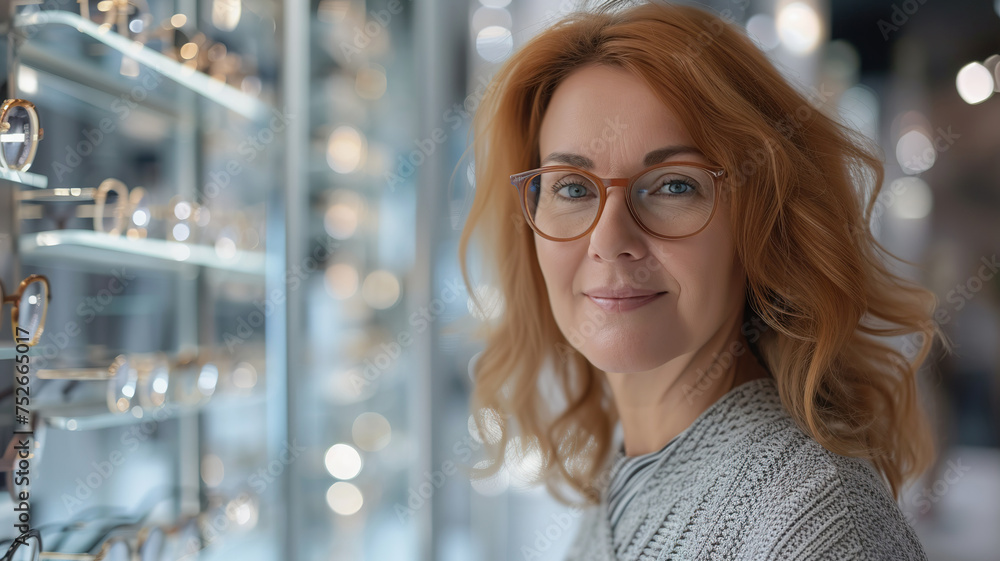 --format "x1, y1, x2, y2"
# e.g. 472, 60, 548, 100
562, 376, 929, 561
